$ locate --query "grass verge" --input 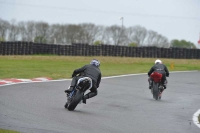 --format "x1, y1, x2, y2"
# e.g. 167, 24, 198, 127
0, 55, 200, 79
0, 128, 20, 133
199, 114, 200, 124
